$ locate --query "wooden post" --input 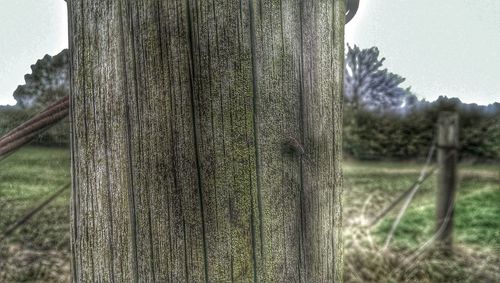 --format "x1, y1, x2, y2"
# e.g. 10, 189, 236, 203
68, 0, 345, 281
436, 111, 459, 252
